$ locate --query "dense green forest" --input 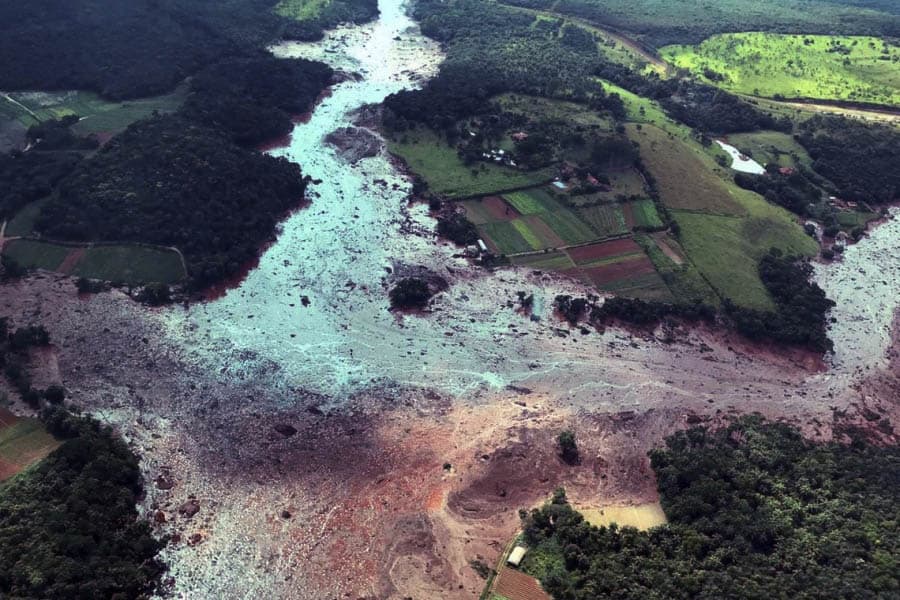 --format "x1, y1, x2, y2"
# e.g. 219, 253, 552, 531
520, 417, 899, 599
0, 408, 164, 599
497, 0, 900, 47
1, 0, 337, 289
386, 0, 786, 137
797, 116, 900, 205
35, 115, 308, 288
